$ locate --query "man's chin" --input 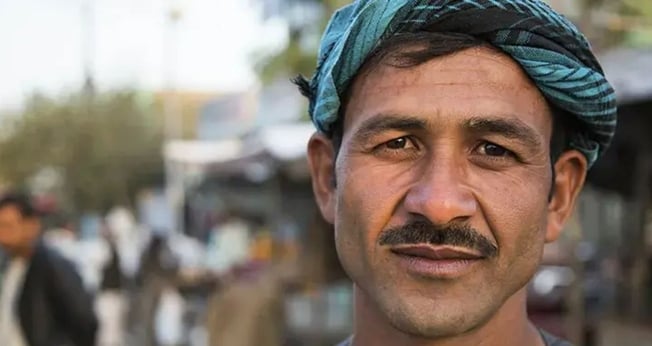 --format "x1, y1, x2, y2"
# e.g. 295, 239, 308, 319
375, 290, 496, 339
